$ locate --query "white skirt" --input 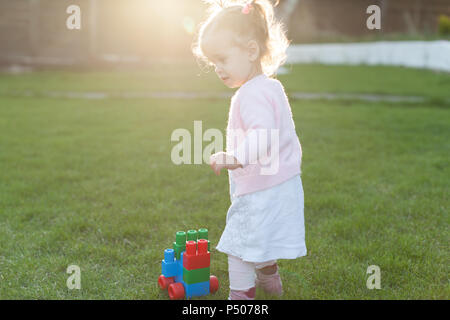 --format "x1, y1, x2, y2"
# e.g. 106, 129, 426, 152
216, 172, 307, 263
